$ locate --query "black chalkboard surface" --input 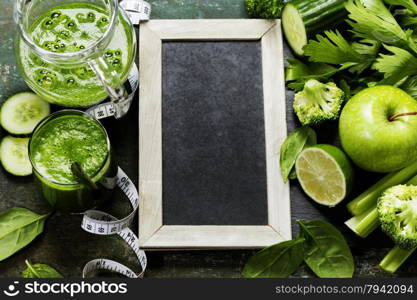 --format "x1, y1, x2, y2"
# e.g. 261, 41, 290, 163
162, 41, 269, 225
